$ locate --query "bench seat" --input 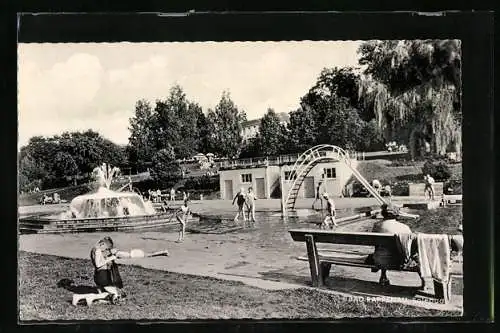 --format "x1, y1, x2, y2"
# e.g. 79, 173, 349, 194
289, 229, 453, 303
